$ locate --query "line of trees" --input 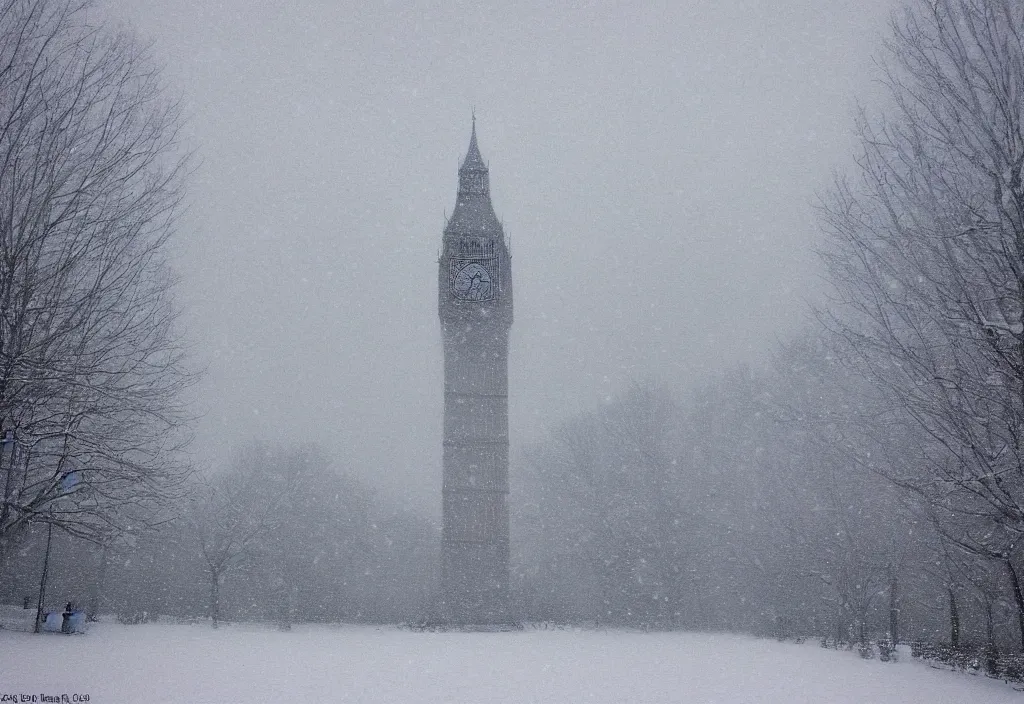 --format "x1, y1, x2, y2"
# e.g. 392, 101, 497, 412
820, 0, 1024, 650
513, 343, 1016, 647
514, 0, 1024, 658
0, 0, 437, 631
0, 442, 440, 625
